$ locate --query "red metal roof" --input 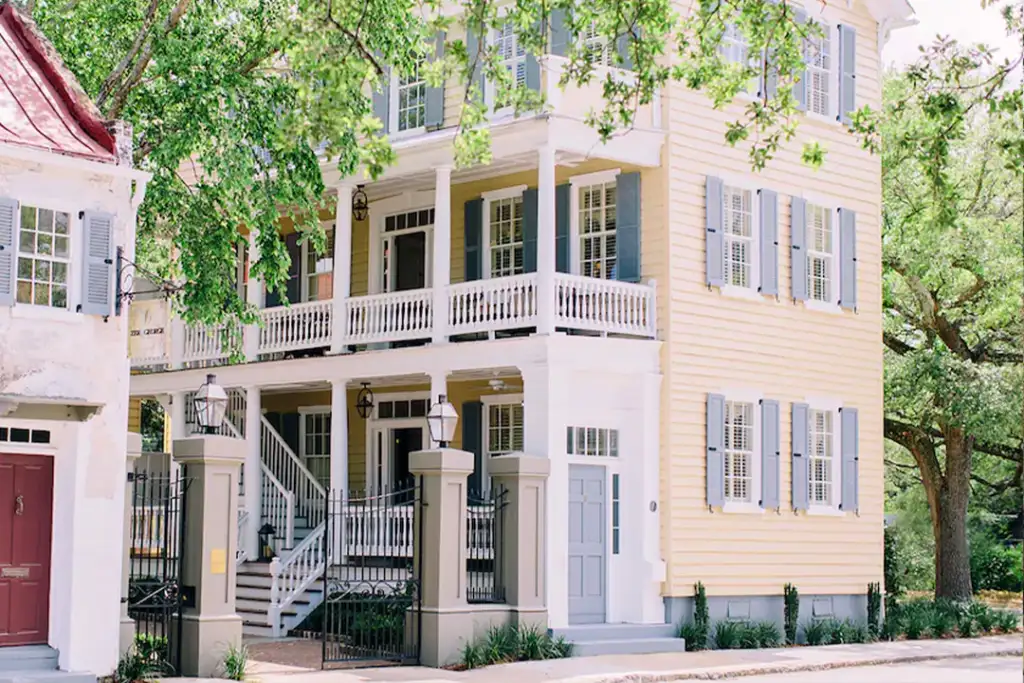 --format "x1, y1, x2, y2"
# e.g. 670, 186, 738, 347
0, 2, 116, 163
